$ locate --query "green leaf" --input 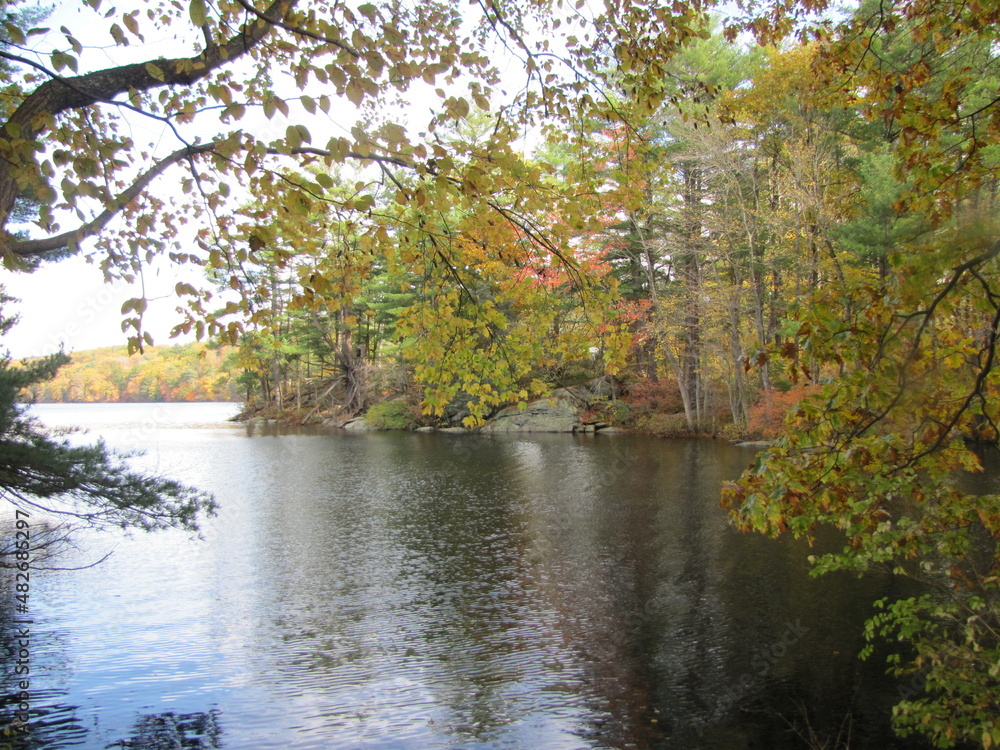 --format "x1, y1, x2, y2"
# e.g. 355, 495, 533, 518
4, 23, 25, 45
50, 51, 78, 73
345, 80, 364, 106
189, 0, 208, 27
122, 12, 142, 40
109, 23, 127, 45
